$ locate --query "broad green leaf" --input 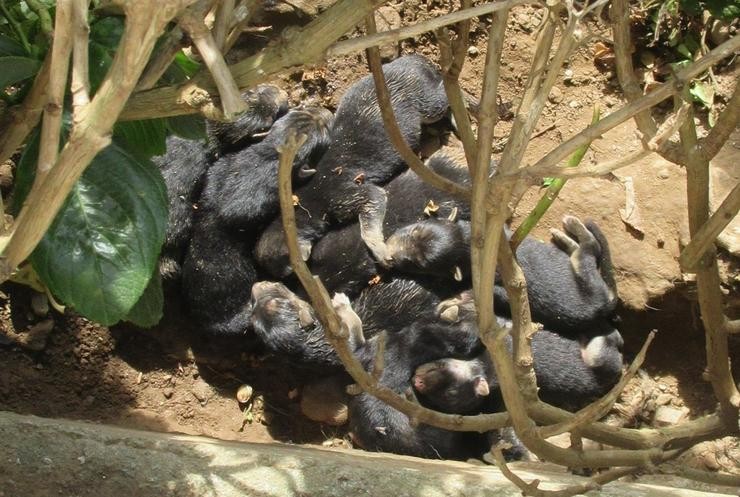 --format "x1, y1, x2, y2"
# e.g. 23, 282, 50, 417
88, 41, 113, 94
90, 16, 124, 48
125, 270, 164, 328
0, 34, 25, 55
30, 143, 168, 326
690, 81, 714, 108
114, 119, 167, 159
12, 127, 40, 216
0, 56, 40, 88
173, 51, 201, 77
166, 114, 207, 140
